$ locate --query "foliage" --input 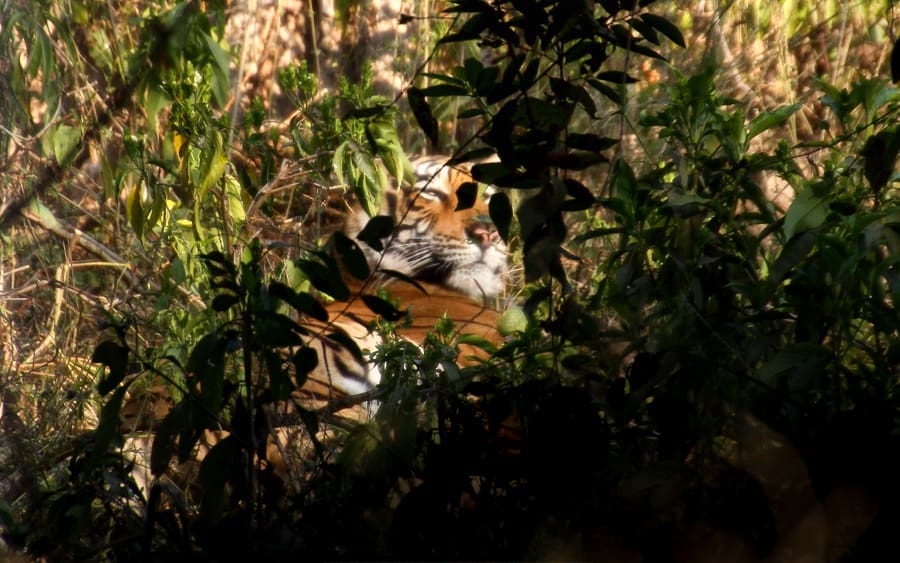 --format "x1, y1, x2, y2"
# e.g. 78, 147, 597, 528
3, 0, 900, 560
